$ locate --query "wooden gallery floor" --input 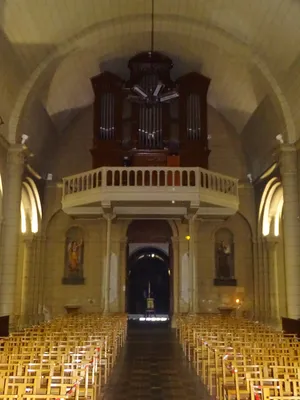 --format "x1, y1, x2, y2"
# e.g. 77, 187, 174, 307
102, 321, 211, 400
